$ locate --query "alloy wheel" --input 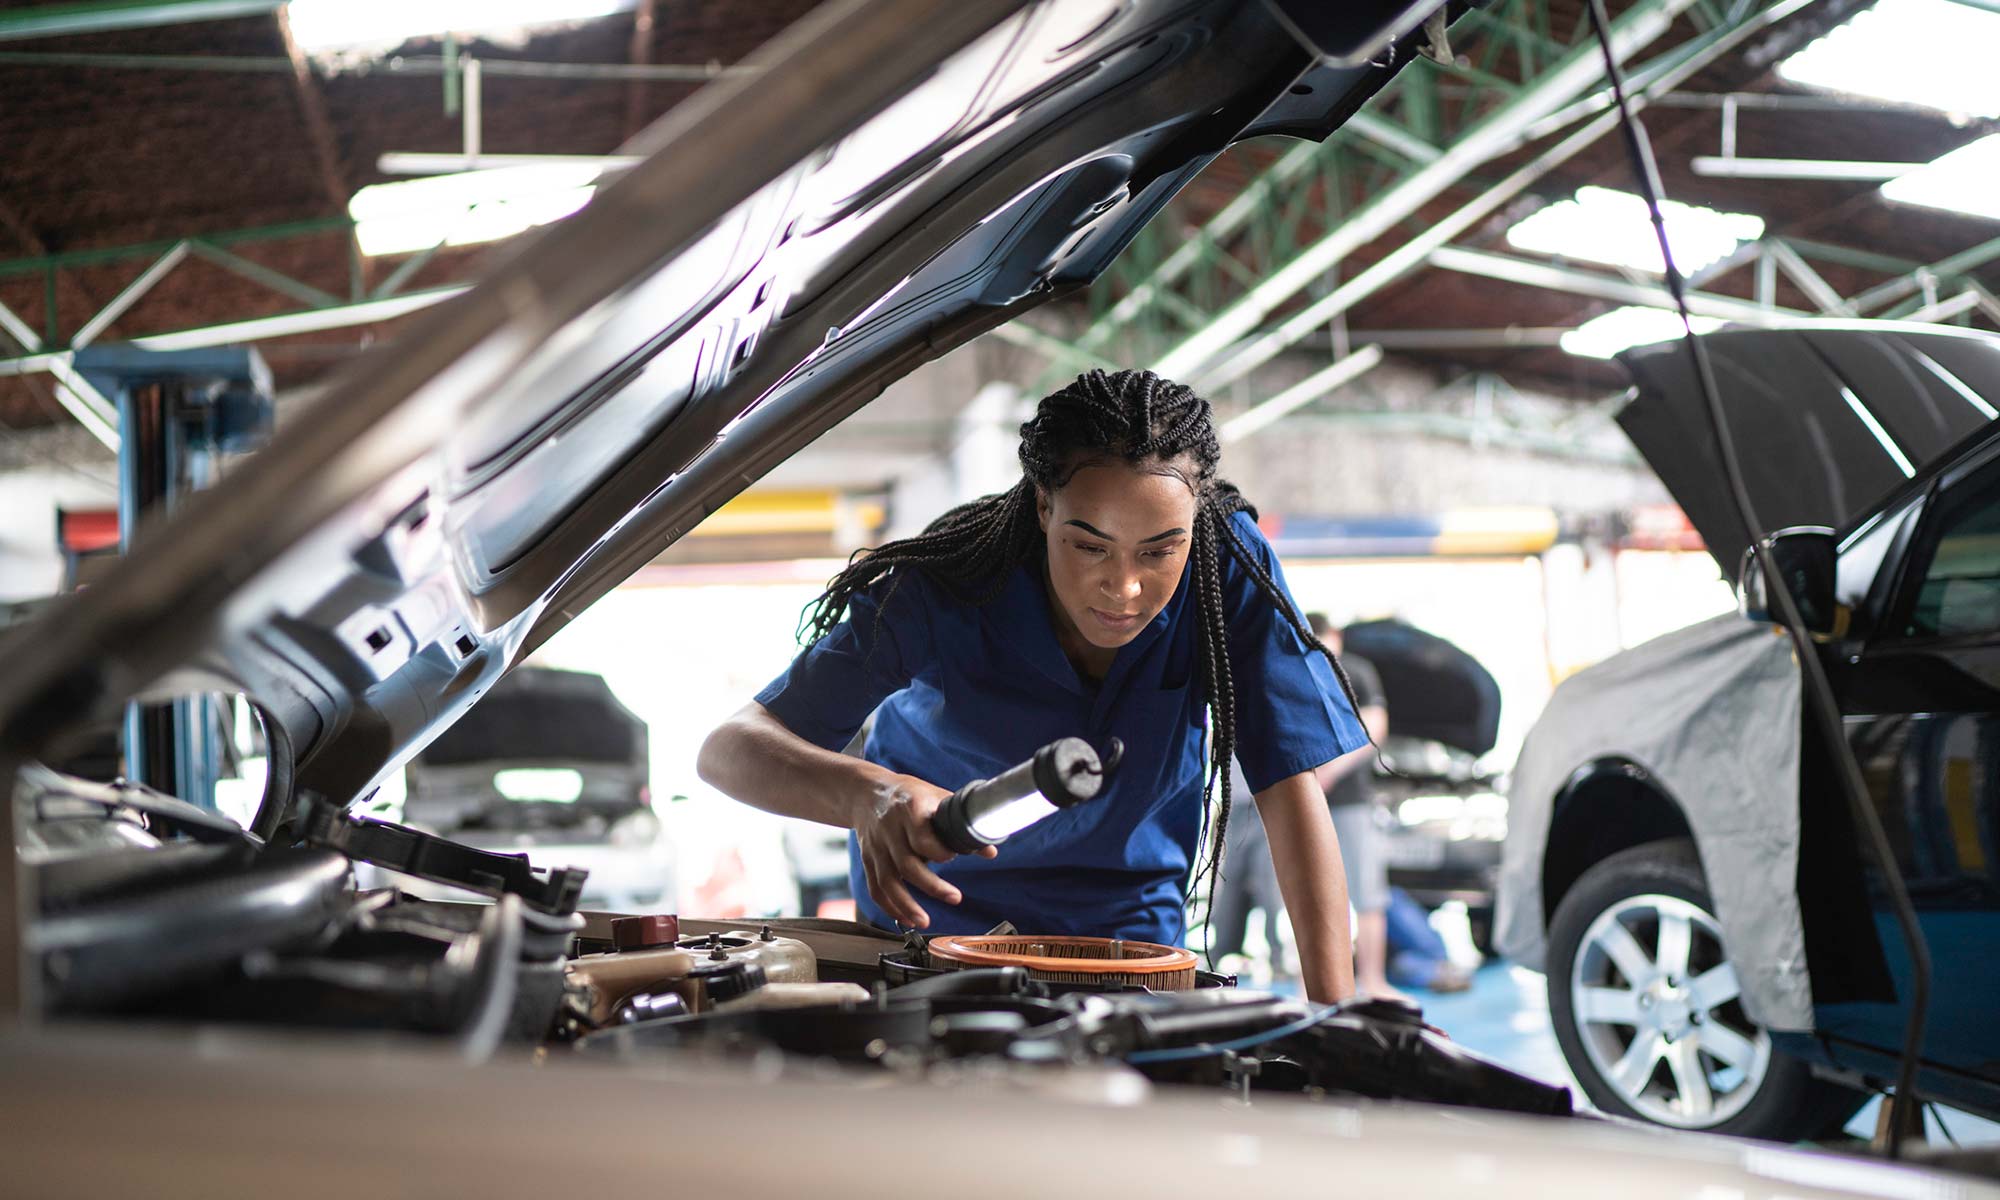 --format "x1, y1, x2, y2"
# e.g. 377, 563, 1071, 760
1568, 893, 1770, 1127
